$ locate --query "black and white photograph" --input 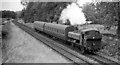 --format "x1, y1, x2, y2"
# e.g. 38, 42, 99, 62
1, 0, 120, 64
